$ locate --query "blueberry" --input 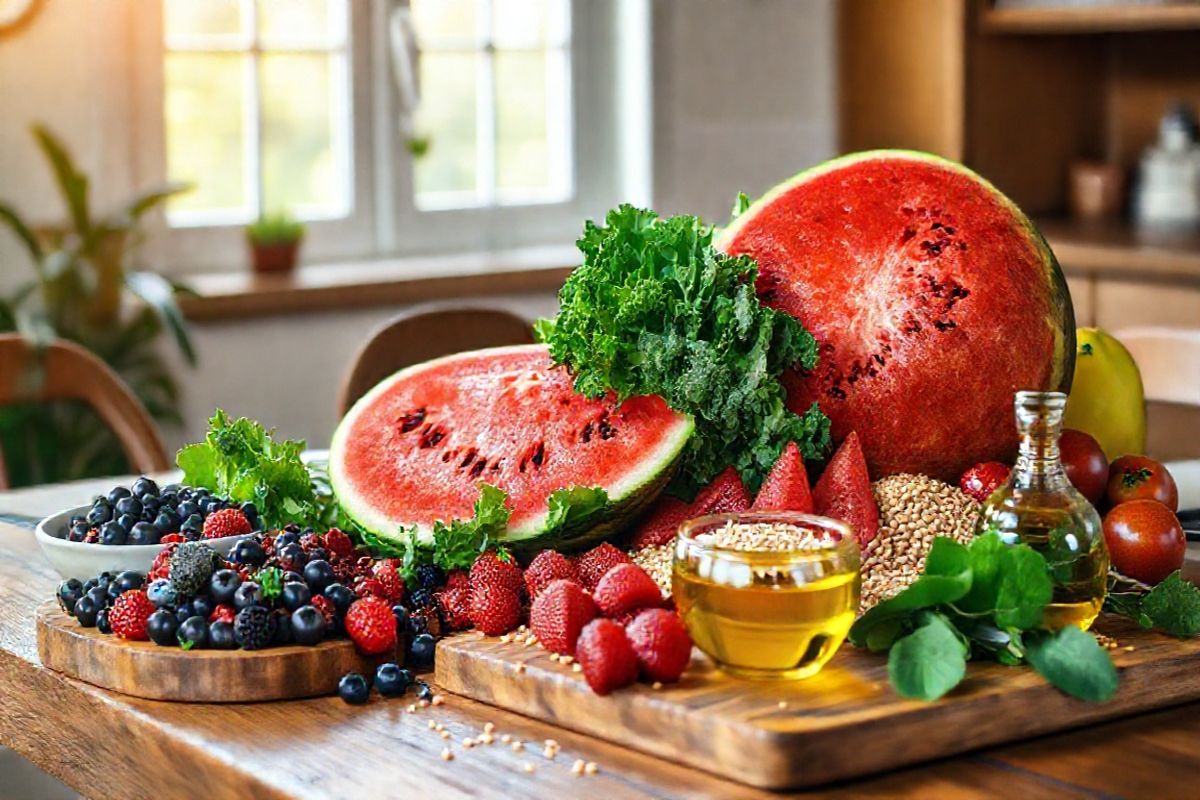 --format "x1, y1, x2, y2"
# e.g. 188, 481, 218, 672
57, 579, 84, 615
283, 570, 304, 585
73, 596, 100, 627
68, 522, 89, 542
415, 680, 434, 701
278, 543, 307, 569
274, 531, 300, 549
98, 522, 127, 546
374, 662, 411, 697
114, 496, 142, 518
86, 503, 112, 526
290, 605, 326, 646
181, 513, 204, 534
191, 595, 215, 621
110, 571, 144, 598
271, 610, 294, 645
161, 483, 181, 497
210, 569, 242, 605
85, 585, 110, 610
280, 581, 311, 612
338, 673, 370, 705
303, 559, 335, 593
177, 615, 209, 649
106, 486, 132, 504
132, 476, 159, 498
96, 608, 112, 635
83, 577, 99, 593
141, 495, 161, 515
208, 620, 236, 650
177, 500, 199, 519
229, 538, 266, 568
147, 609, 179, 646
154, 510, 181, 534
408, 633, 436, 669
240, 502, 259, 529
307, 547, 330, 563
128, 522, 161, 546
392, 604, 409, 629
233, 581, 264, 610
192, 488, 210, 499
175, 603, 196, 624
323, 583, 354, 616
